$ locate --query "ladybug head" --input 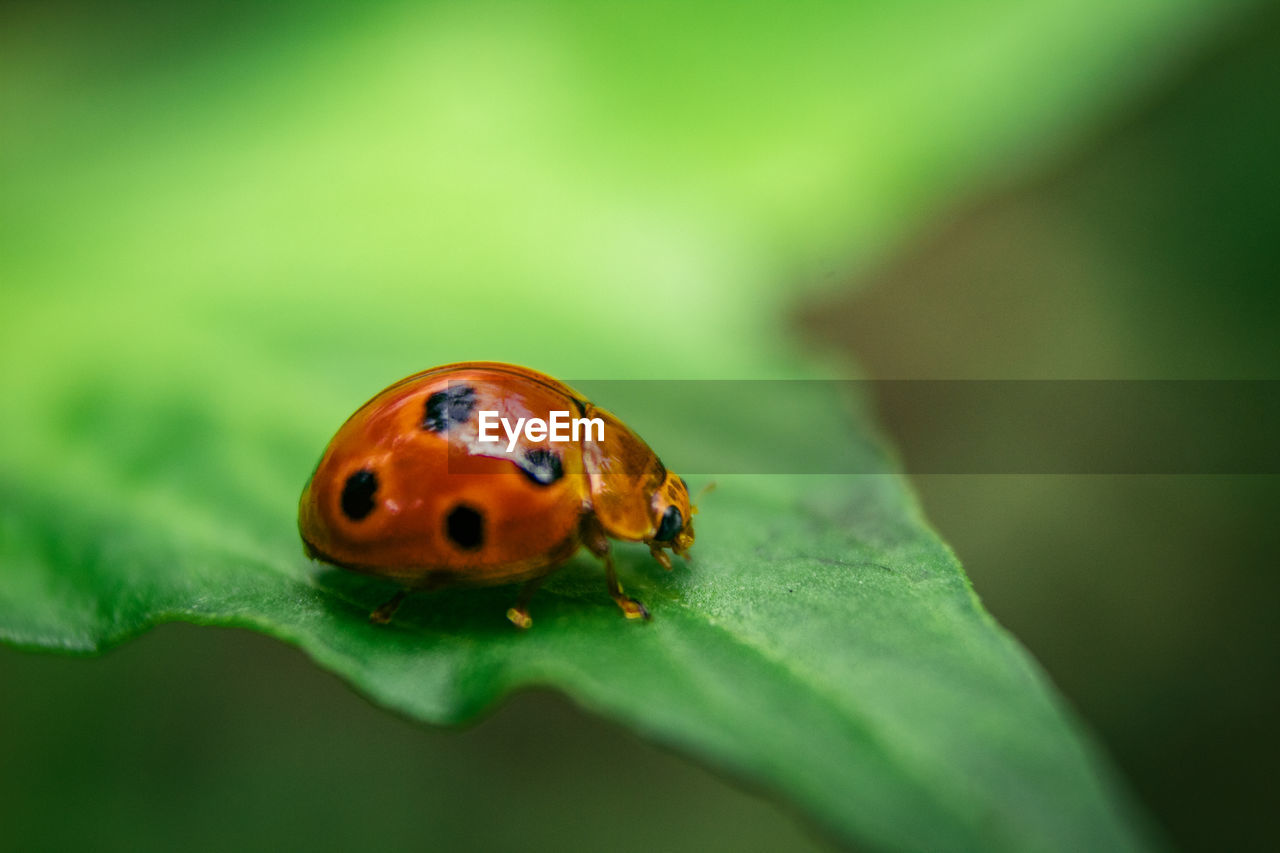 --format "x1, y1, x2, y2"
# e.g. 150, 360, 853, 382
649, 472, 695, 555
